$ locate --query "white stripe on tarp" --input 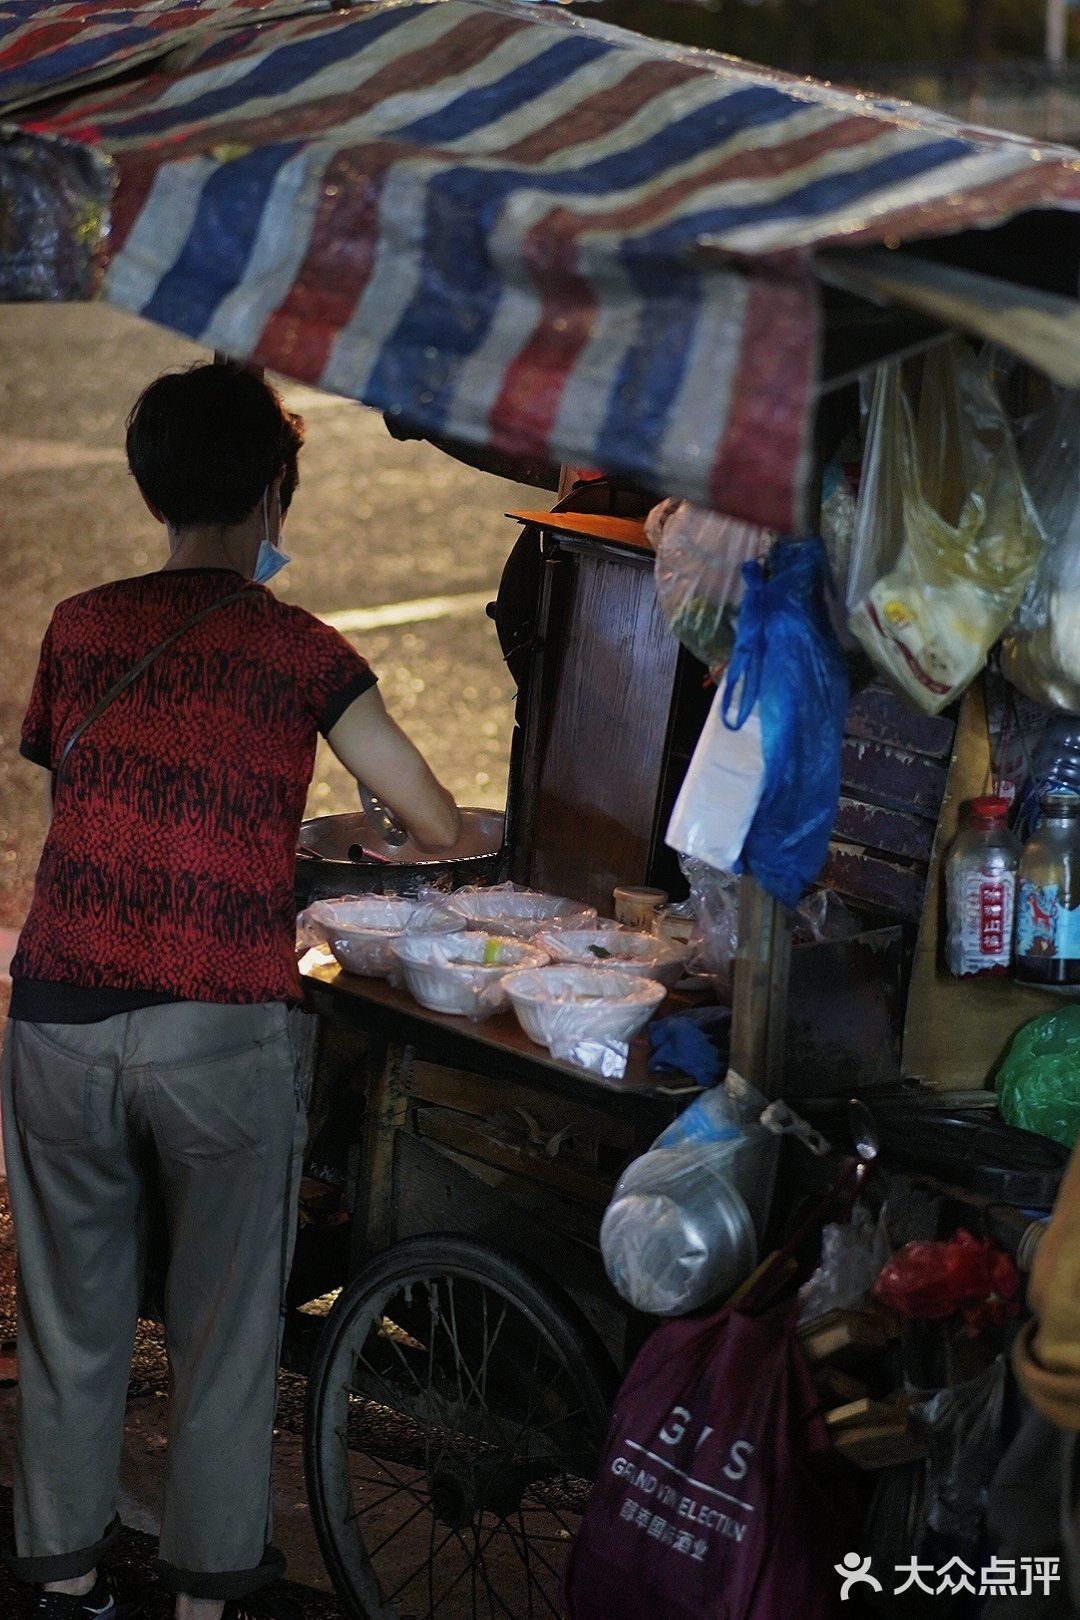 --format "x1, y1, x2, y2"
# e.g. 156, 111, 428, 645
111, 2, 462, 130
318, 153, 441, 400
546, 256, 640, 470
204, 144, 334, 357
716, 143, 1033, 254
102, 154, 218, 314
319, 589, 491, 635
653, 269, 750, 501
